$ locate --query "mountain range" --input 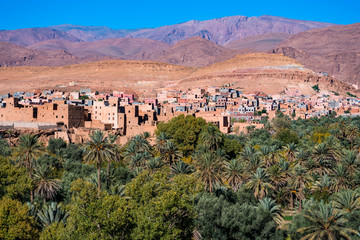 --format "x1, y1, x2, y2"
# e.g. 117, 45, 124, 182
0, 14, 359, 90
